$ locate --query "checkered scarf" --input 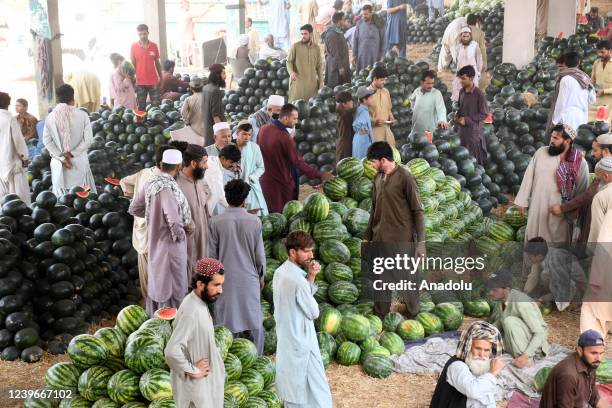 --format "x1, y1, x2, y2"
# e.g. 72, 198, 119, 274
456, 321, 504, 360
556, 125, 582, 203
145, 172, 192, 226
